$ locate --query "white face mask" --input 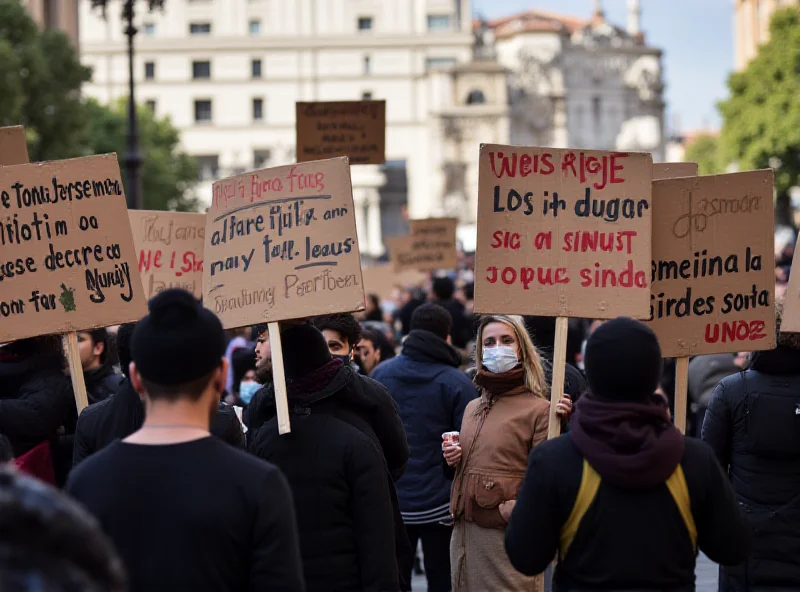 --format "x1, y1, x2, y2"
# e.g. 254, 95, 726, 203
482, 345, 519, 374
